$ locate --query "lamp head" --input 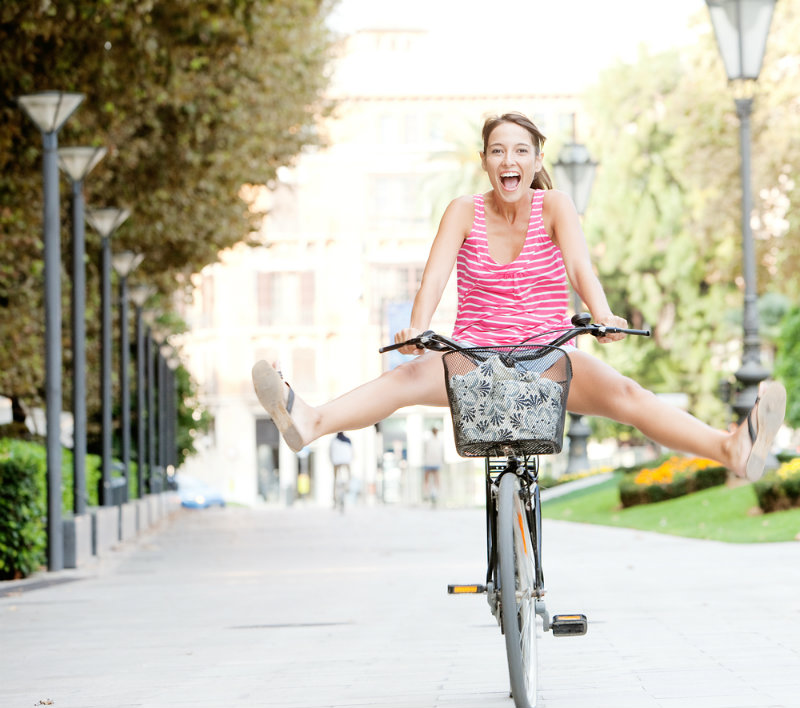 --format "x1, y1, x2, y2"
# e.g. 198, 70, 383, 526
17, 91, 84, 134
86, 206, 131, 238
58, 146, 107, 182
706, 0, 776, 81
553, 143, 598, 216
112, 250, 144, 278
128, 284, 156, 308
